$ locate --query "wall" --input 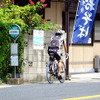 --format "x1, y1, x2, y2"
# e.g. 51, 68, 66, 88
94, 43, 100, 56
69, 46, 94, 73
45, 2, 65, 28
23, 31, 66, 82
69, 42, 100, 73
23, 2, 66, 82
